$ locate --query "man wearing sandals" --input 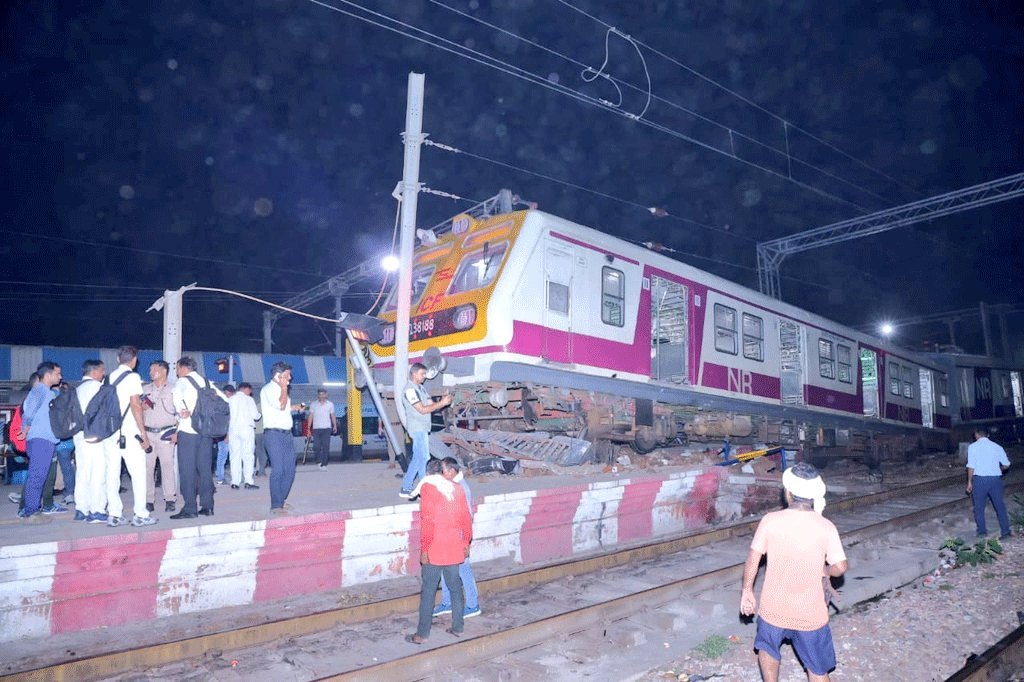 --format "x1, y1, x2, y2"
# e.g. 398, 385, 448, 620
406, 459, 473, 644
